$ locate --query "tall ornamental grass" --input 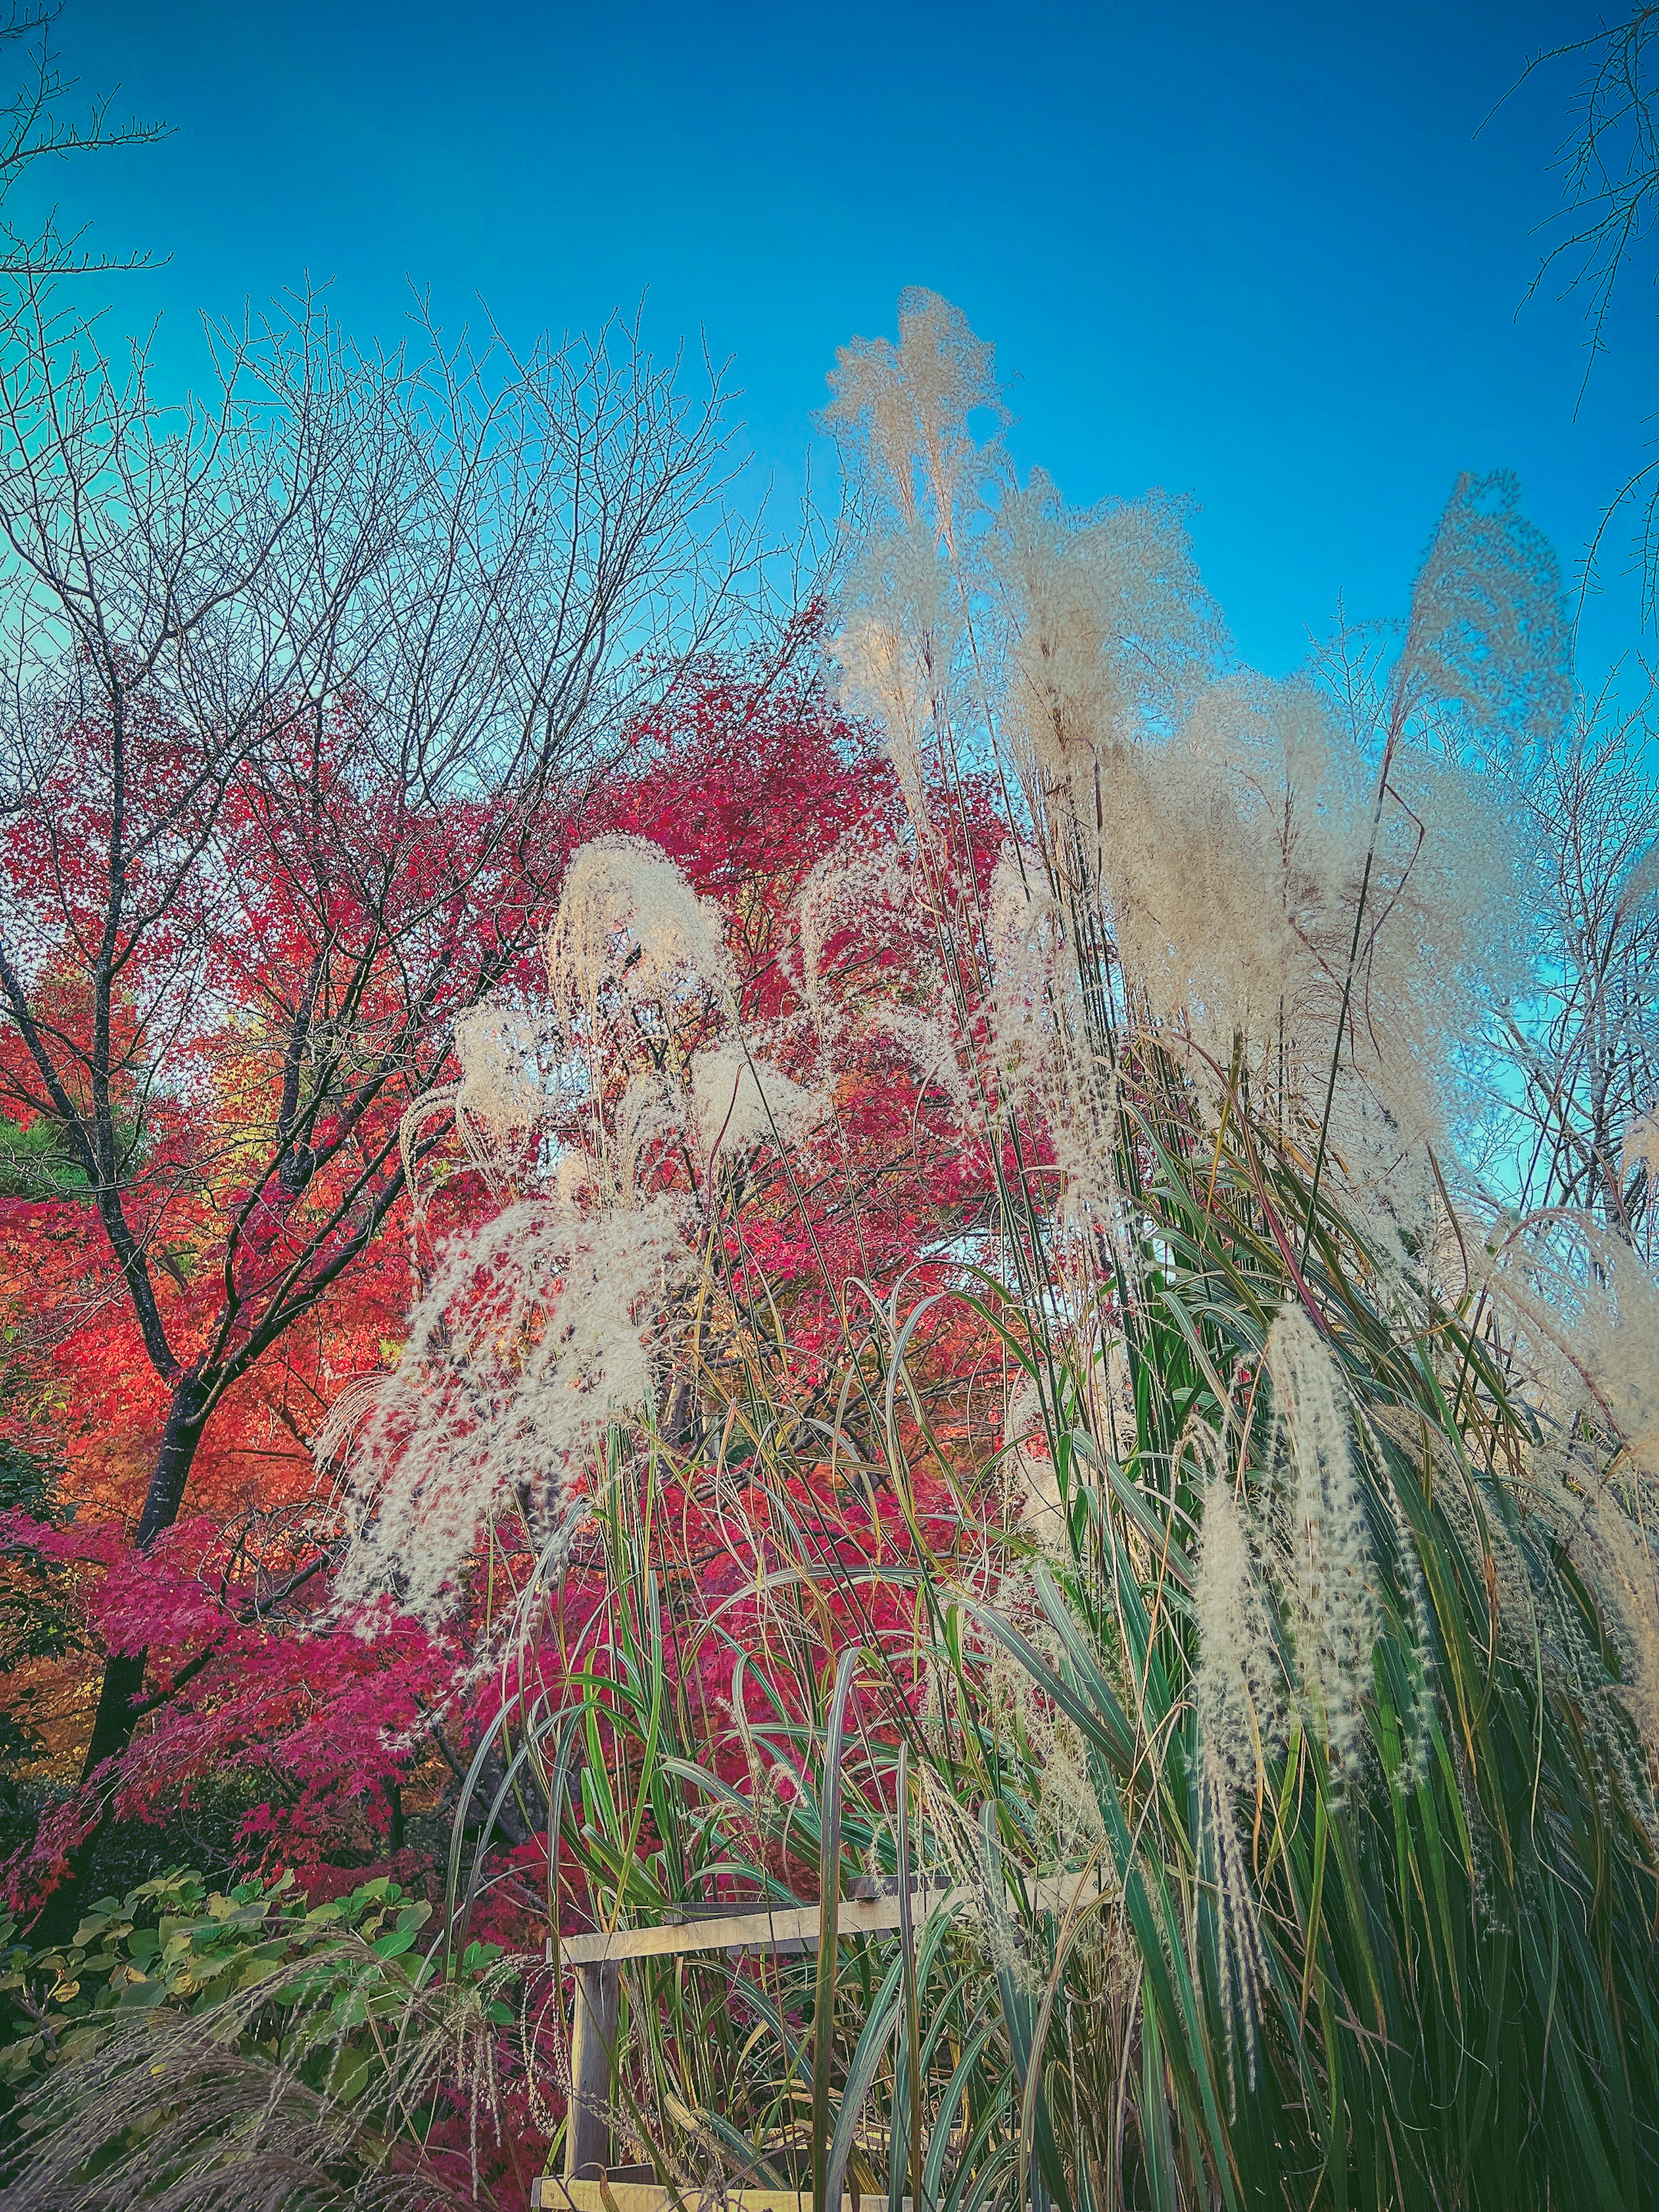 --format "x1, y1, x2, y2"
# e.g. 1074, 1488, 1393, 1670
9, 292, 1659, 2211
517, 294, 1658, 2210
